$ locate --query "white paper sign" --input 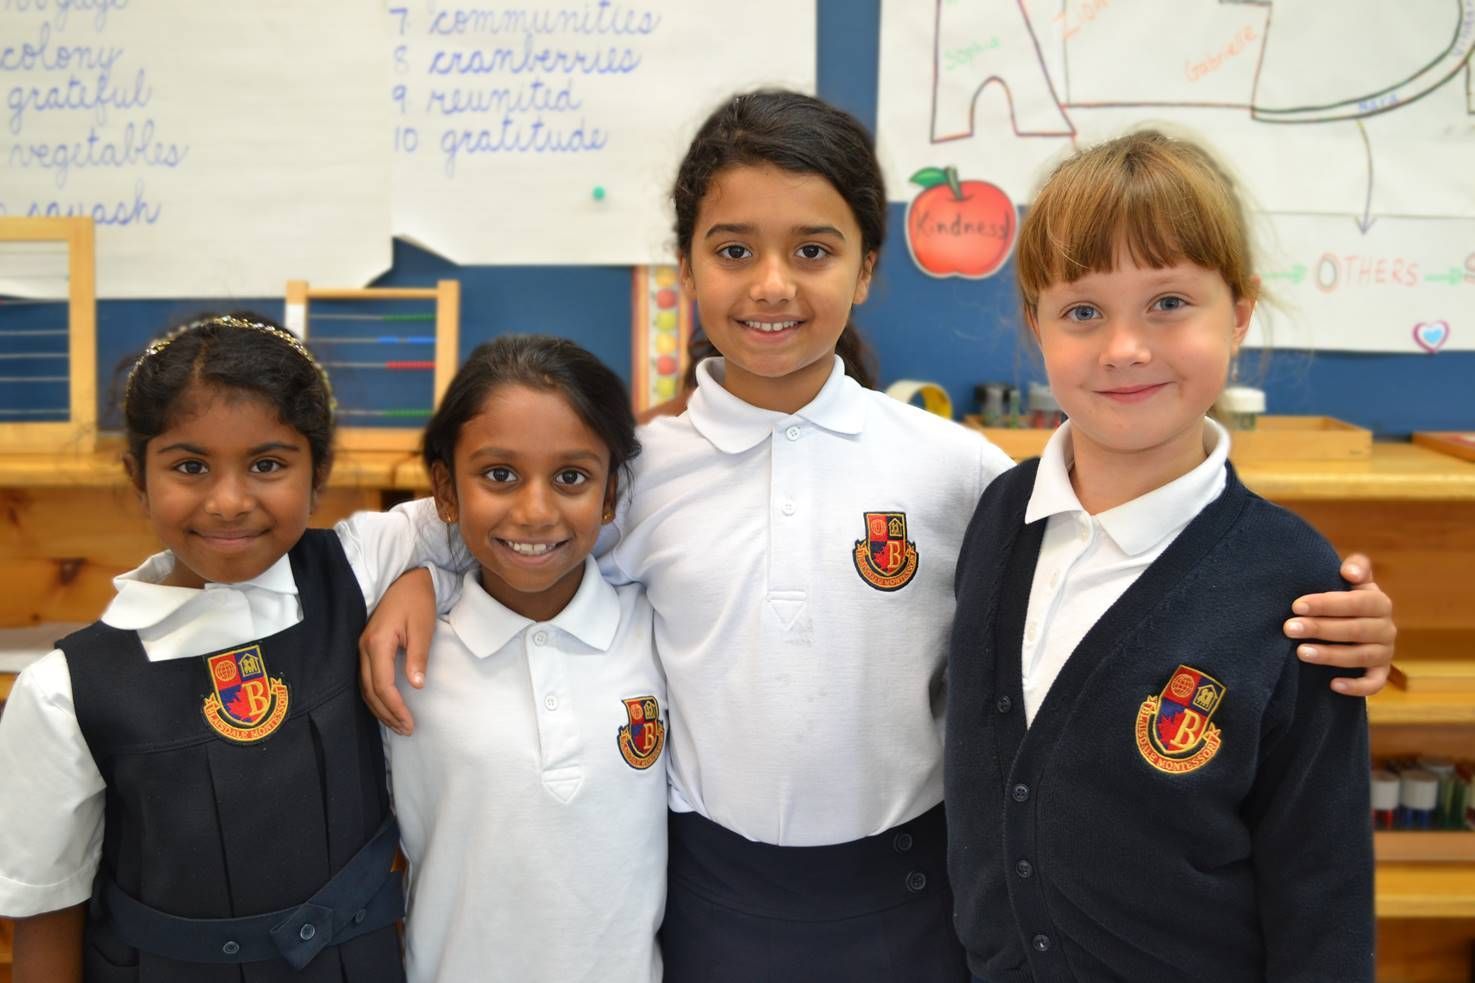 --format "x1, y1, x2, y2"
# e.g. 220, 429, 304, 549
877, 0, 1475, 352
0, 0, 391, 299
385, 1, 817, 265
